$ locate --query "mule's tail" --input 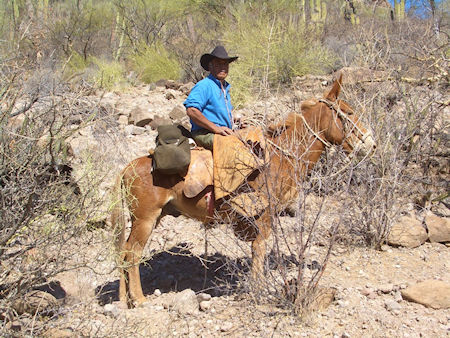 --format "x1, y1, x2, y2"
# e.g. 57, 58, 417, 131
110, 173, 127, 261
